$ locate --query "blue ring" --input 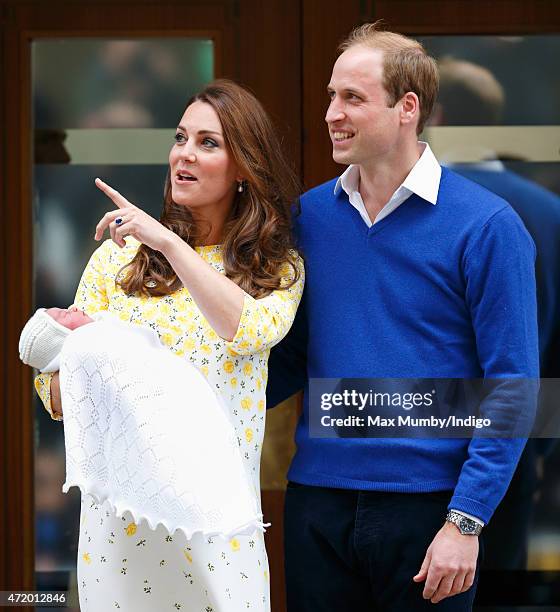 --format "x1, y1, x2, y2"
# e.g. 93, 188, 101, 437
115, 217, 123, 225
